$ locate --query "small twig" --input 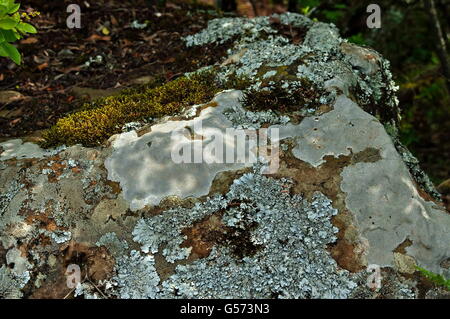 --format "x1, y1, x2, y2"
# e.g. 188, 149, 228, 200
85, 264, 108, 299
86, 277, 108, 299
63, 287, 76, 299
